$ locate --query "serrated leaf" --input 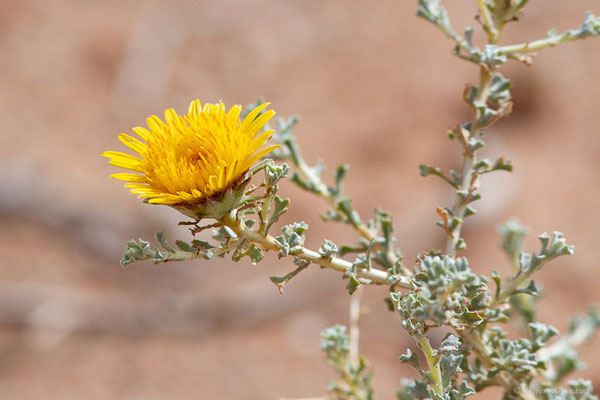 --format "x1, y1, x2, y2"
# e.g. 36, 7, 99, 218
409, 379, 432, 399
234, 244, 263, 265
441, 353, 463, 385
399, 349, 422, 374
452, 381, 476, 400
266, 195, 290, 233
245, 246, 263, 265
